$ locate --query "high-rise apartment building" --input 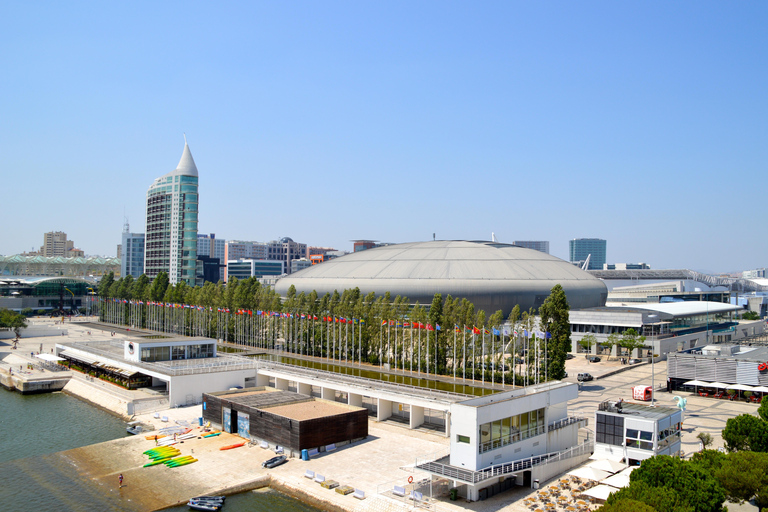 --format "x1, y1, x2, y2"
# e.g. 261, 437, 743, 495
144, 142, 199, 285
513, 241, 550, 254
121, 222, 145, 278
569, 238, 606, 270
41, 231, 75, 257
